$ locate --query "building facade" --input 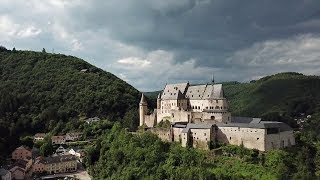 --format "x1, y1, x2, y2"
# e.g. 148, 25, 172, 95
51, 136, 66, 145
140, 82, 231, 127
34, 133, 46, 141
44, 155, 77, 174
65, 132, 82, 141
12, 146, 32, 160
139, 81, 295, 151
0, 168, 11, 180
